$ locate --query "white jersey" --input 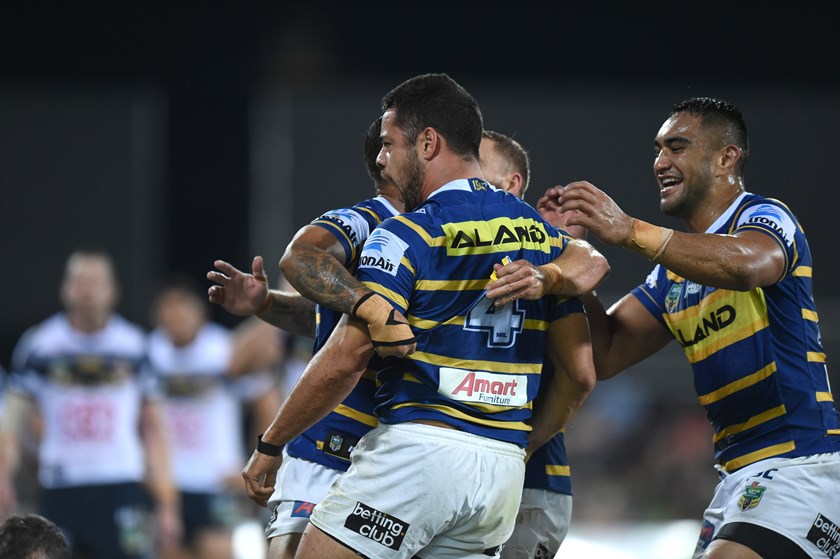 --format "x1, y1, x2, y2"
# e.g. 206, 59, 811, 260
147, 321, 273, 492
9, 313, 152, 488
